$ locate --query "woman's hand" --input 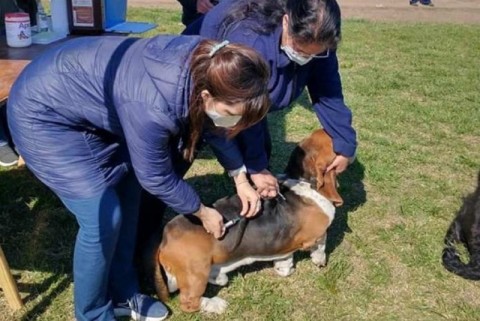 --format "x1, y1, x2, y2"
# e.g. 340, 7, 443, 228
234, 174, 261, 218
326, 155, 350, 174
250, 169, 278, 199
193, 204, 225, 239
196, 0, 215, 14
